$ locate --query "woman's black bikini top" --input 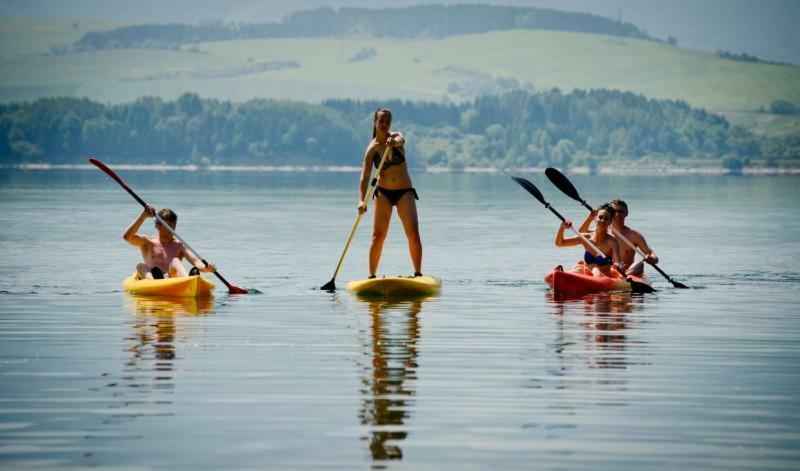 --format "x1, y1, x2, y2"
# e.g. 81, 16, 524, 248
373, 147, 406, 170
